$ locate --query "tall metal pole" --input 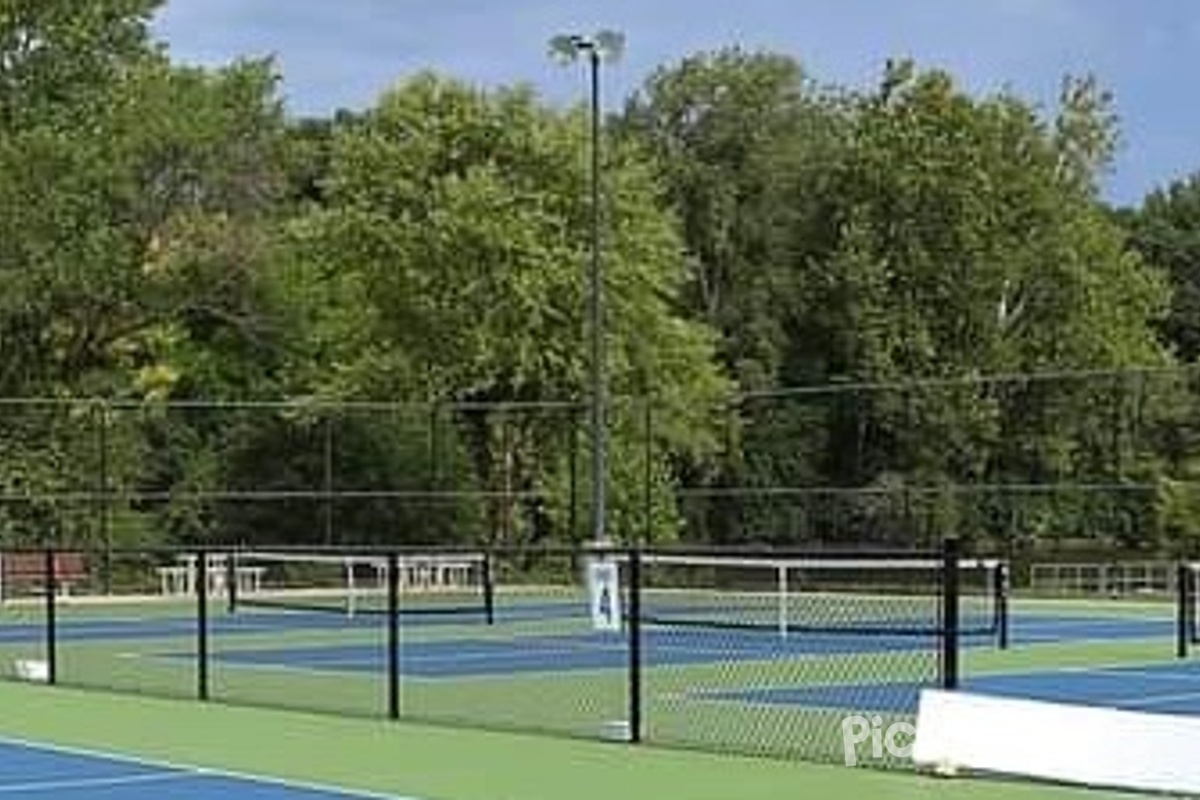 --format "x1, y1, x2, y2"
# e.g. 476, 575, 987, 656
588, 48, 606, 545
550, 31, 623, 545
